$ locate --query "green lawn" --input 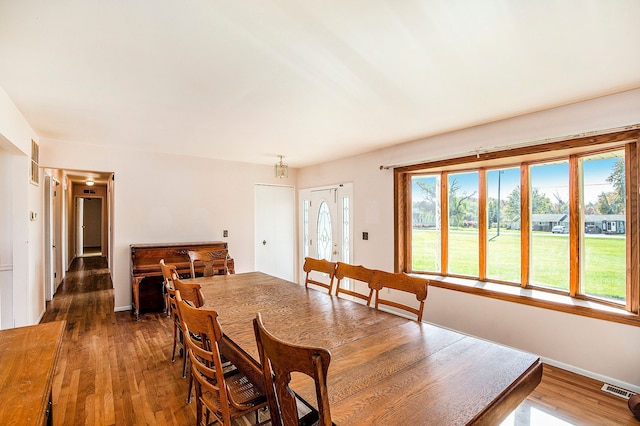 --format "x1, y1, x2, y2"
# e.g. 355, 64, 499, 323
411, 229, 626, 301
